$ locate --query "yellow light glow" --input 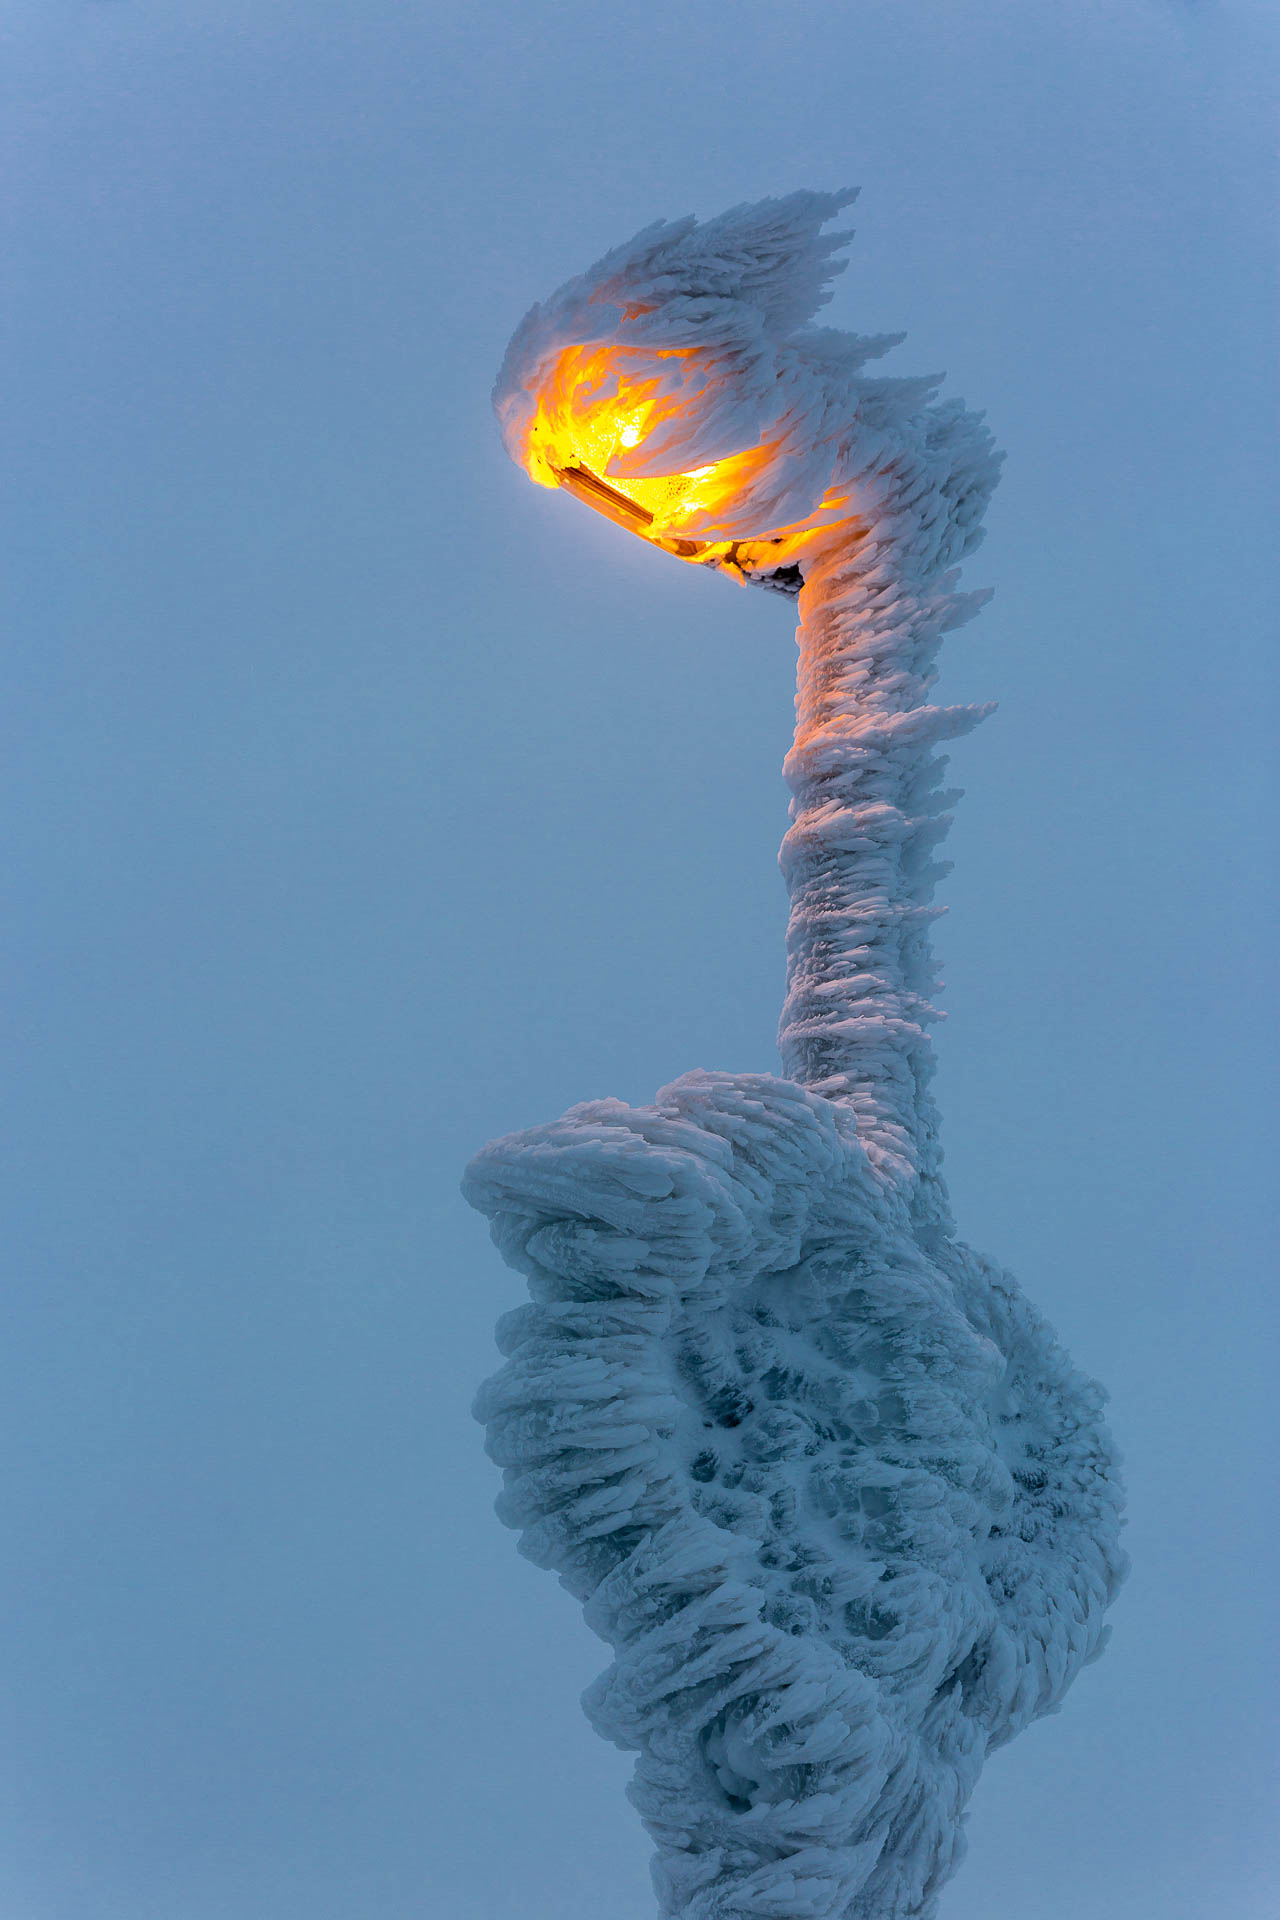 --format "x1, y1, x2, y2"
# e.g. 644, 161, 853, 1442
518, 342, 849, 586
